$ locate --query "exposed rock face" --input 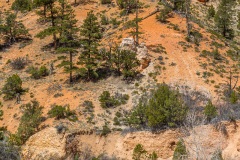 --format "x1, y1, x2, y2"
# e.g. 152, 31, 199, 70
120, 38, 151, 69
136, 43, 151, 69
120, 37, 135, 49
21, 127, 66, 160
